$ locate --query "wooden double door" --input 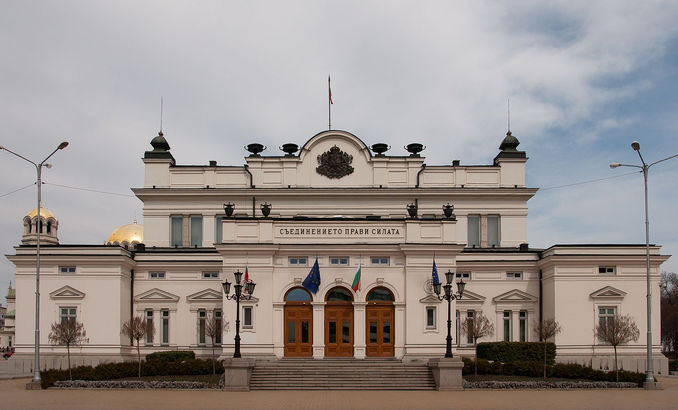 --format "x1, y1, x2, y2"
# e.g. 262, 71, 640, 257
284, 304, 313, 357
324, 304, 354, 357
365, 304, 395, 357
